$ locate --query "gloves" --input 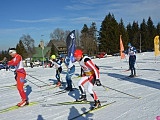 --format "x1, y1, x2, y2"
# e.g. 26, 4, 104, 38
95, 79, 101, 86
